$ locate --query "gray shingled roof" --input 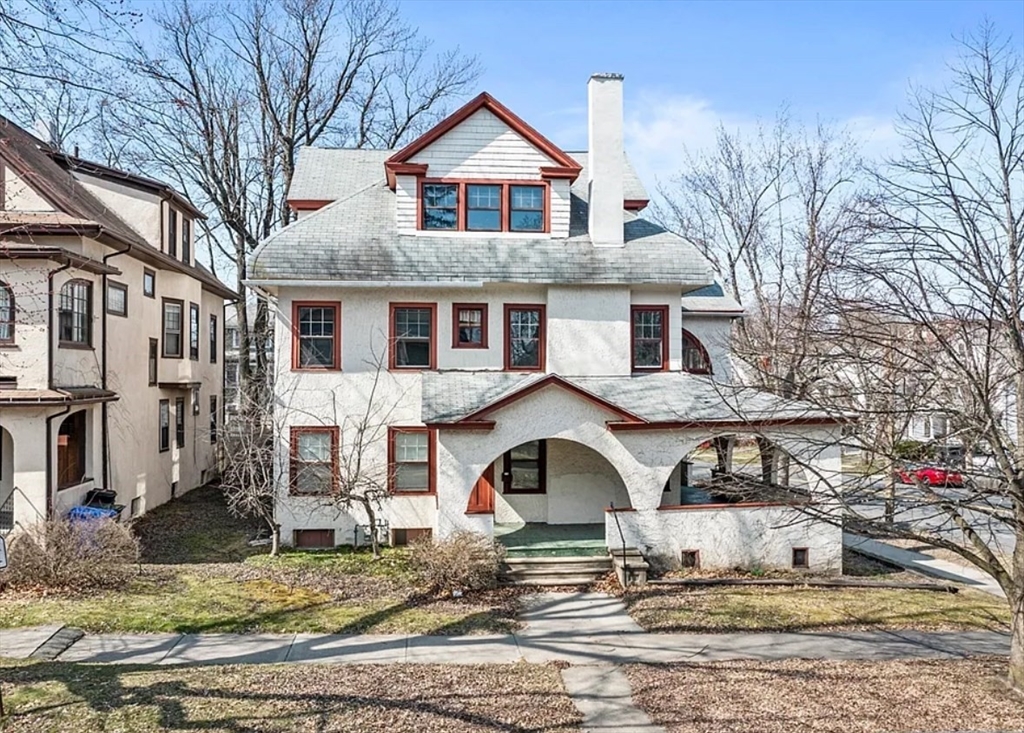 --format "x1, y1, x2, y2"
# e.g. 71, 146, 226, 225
421, 371, 831, 424
253, 149, 710, 285
681, 283, 745, 315
565, 151, 648, 202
